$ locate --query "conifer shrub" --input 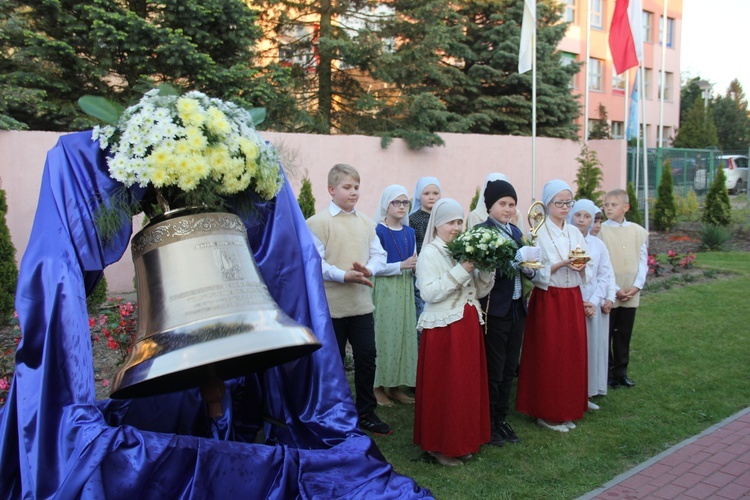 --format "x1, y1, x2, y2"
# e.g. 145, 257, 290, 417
469, 187, 480, 211
653, 160, 677, 231
626, 182, 643, 225
701, 167, 732, 227
574, 144, 605, 206
297, 176, 316, 219
0, 186, 18, 320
